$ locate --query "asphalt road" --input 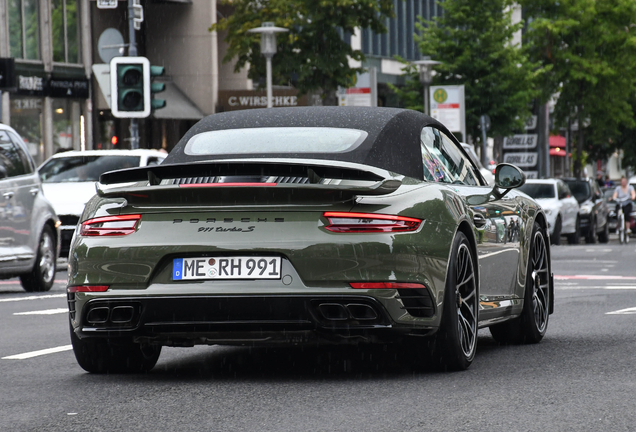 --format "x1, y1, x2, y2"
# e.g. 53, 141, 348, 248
1, 238, 636, 432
